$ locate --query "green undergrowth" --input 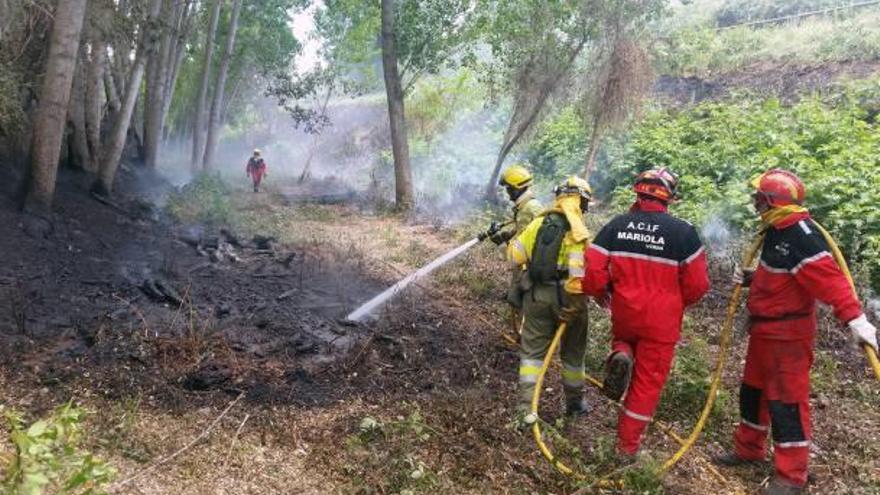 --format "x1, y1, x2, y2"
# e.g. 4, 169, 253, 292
595, 82, 880, 291
341, 407, 439, 495
1, 403, 115, 495
165, 173, 238, 226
